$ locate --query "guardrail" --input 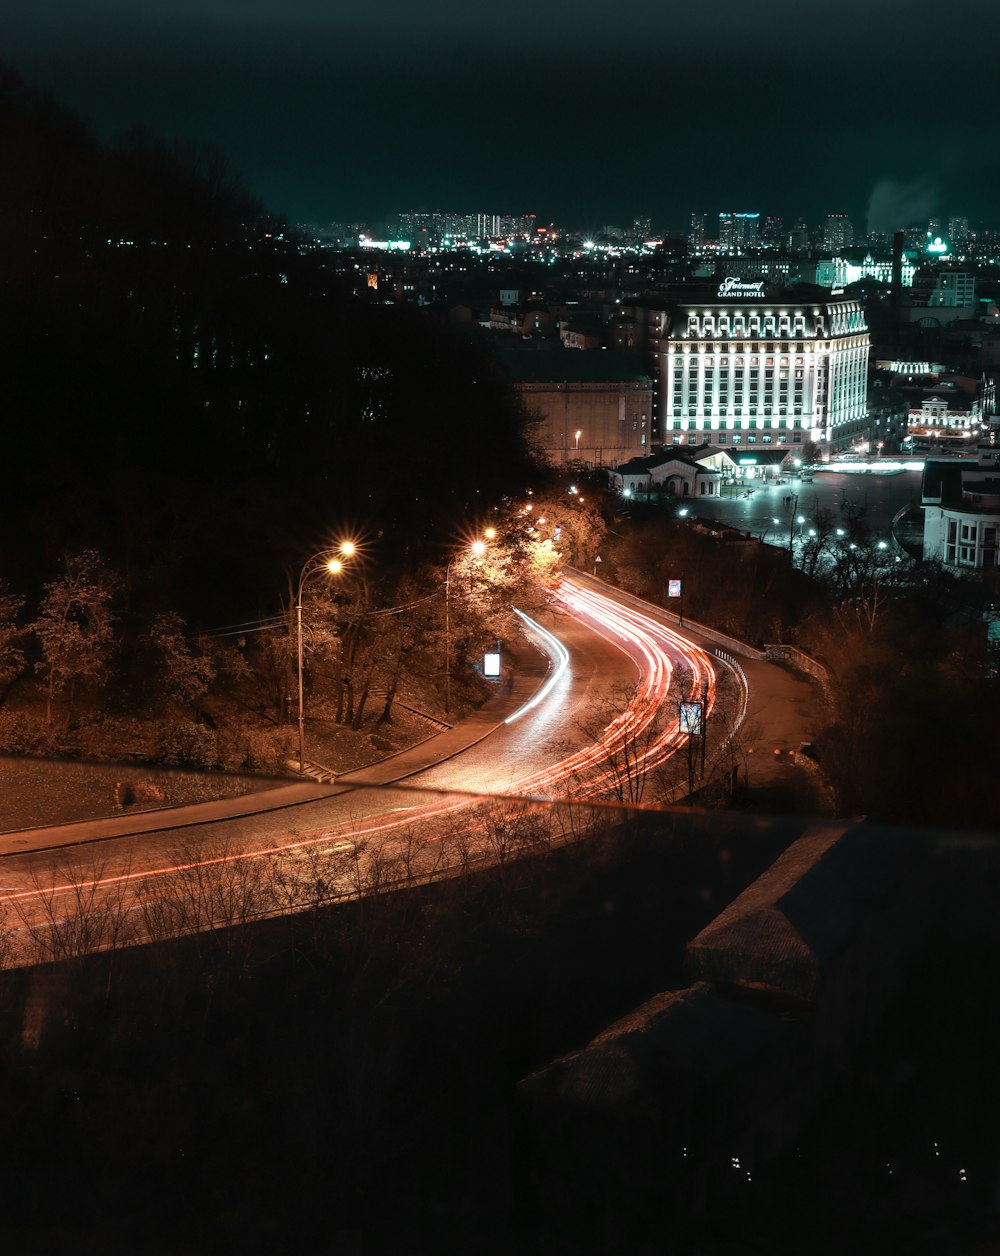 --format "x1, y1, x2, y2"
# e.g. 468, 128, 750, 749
713, 649, 750, 748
